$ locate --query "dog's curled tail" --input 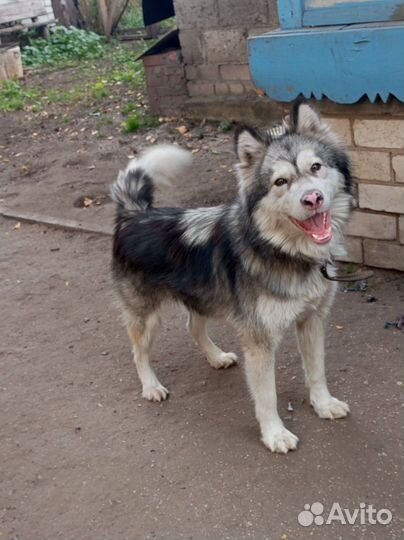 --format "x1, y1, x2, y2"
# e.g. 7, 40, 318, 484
111, 145, 192, 215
